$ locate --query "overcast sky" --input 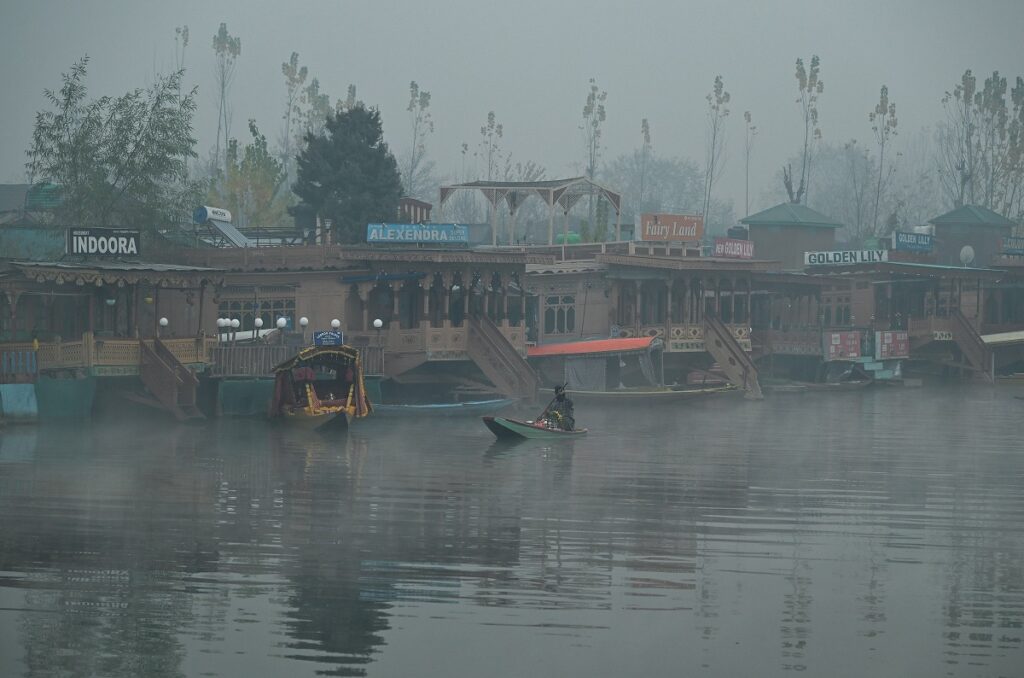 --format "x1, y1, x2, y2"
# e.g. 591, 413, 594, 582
2, 0, 1022, 216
